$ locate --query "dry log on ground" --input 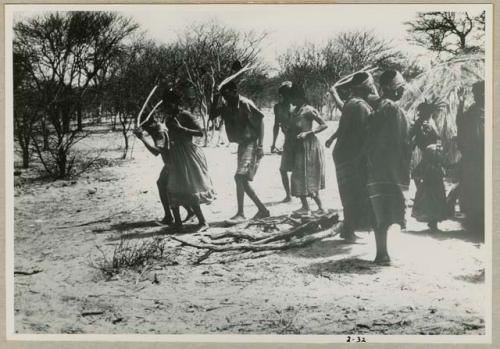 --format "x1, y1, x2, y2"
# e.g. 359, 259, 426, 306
172, 229, 335, 254
209, 231, 262, 241
254, 212, 339, 245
